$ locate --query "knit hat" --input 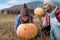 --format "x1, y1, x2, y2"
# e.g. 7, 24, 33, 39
20, 3, 29, 17
44, 0, 56, 6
